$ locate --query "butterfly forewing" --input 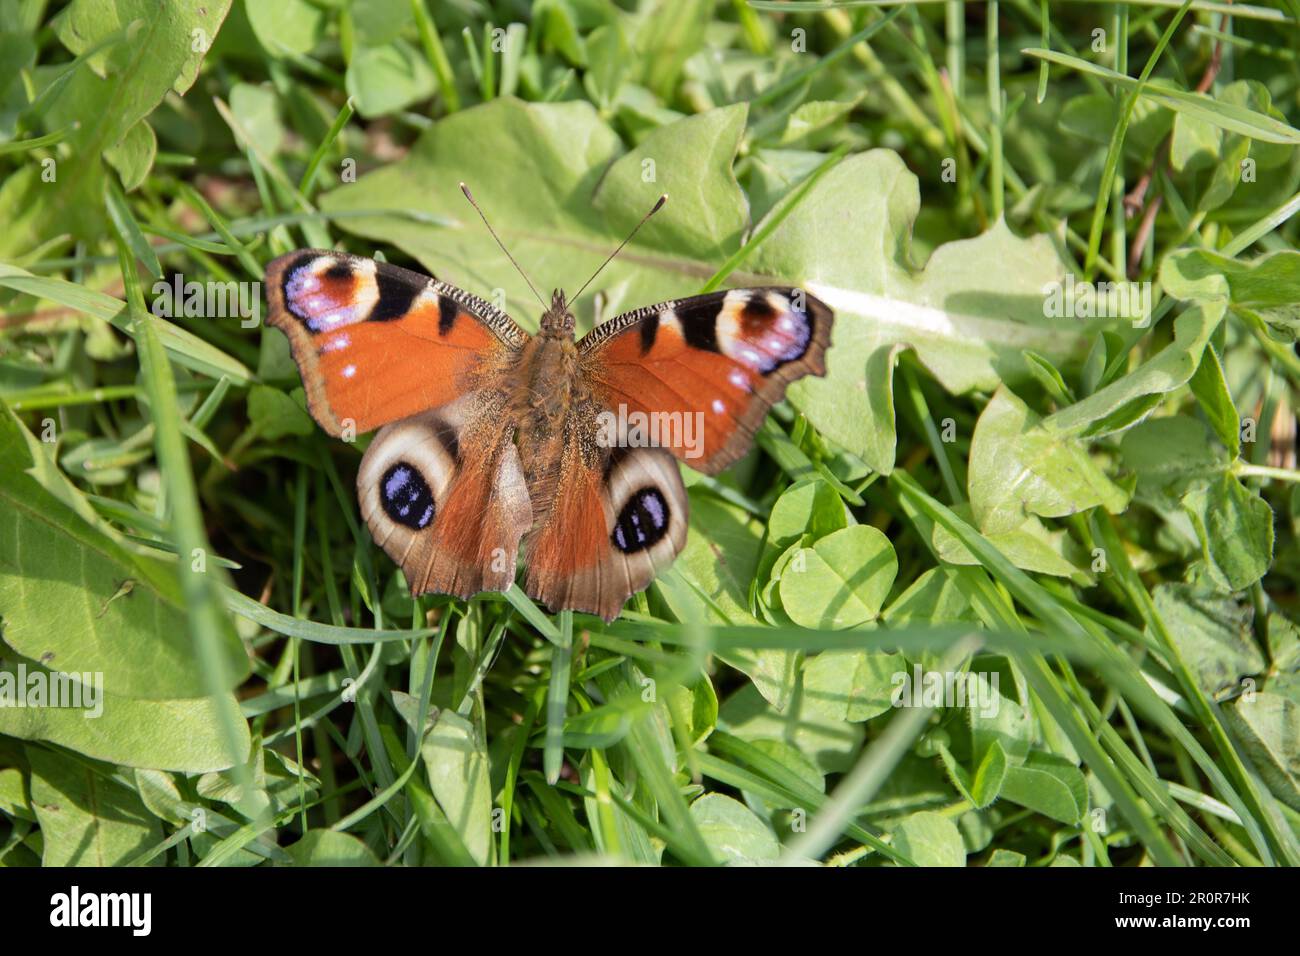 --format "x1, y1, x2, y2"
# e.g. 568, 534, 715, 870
265, 250, 526, 436
578, 287, 832, 474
